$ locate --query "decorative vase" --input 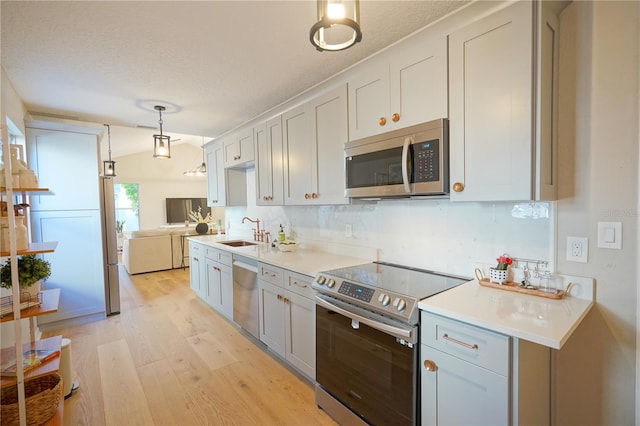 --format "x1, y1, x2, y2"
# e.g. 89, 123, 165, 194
489, 267, 508, 284
195, 223, 209, 235
20, 280, 41, 303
